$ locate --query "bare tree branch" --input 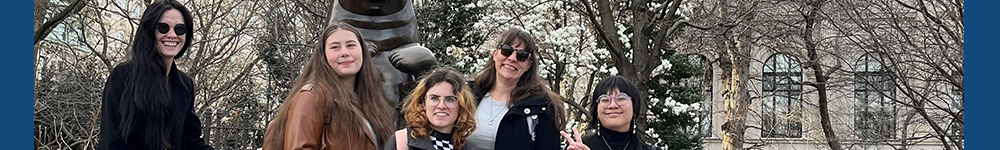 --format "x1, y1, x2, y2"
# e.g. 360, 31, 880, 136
35, 0, 89, 45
